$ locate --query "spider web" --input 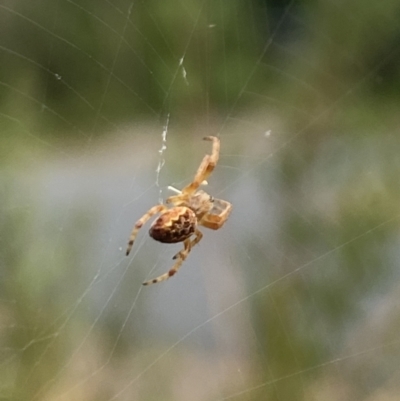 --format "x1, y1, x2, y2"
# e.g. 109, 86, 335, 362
1, 1, 400, 400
